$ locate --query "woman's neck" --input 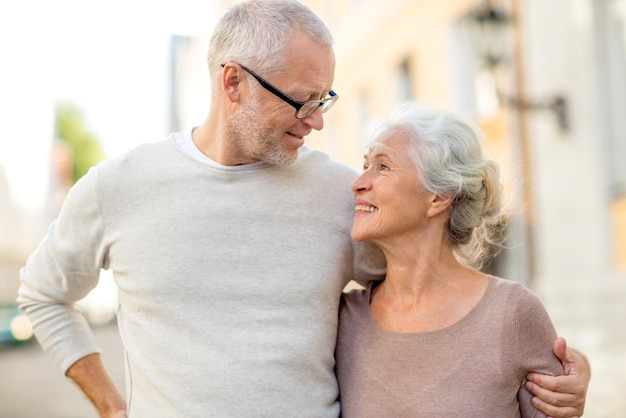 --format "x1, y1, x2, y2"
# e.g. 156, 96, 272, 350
370, 249, 488, 333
